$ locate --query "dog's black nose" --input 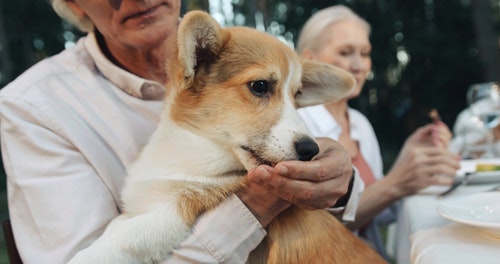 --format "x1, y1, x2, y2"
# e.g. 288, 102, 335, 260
295, 137, 319, 161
